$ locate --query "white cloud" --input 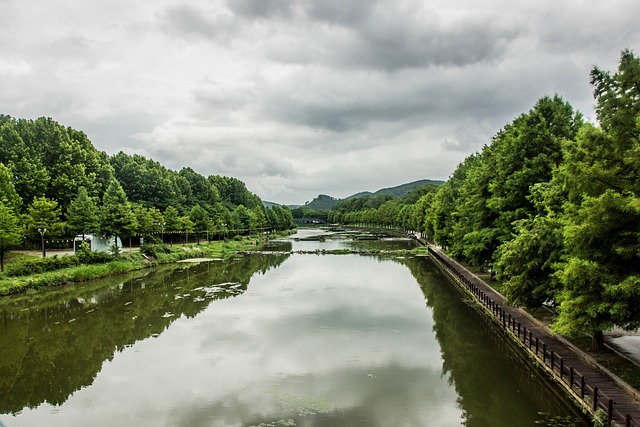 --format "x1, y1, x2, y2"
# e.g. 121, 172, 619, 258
1, 0, 639, 204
